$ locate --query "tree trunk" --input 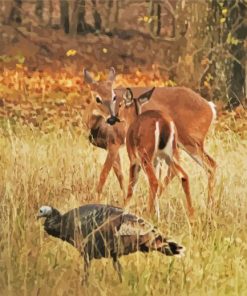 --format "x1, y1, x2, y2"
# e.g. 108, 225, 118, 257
70, 0, 88, 36
70, 0, 79, 36
114, 0, 119, 27
148, 0, 155, 34
156, 3, 161, 36
105, 0, 113, 32
8, 0, 22, 24
245, 60, 247, 102
60, 0, 69, 33
201, 0, 246, 106
227, 1, 246, 108
48, 0, 53, 26
148, 0, 161, 37
92, 0, 101, 32
35, 0, 43, 22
